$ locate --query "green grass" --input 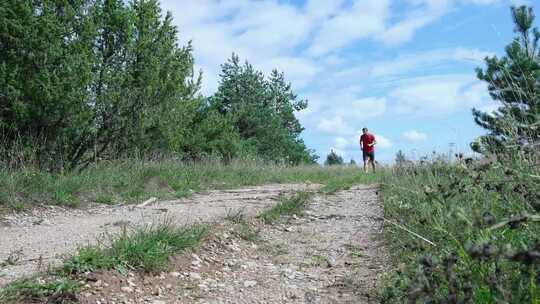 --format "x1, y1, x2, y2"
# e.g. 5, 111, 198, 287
1, 222, 207, 303
225, 210, 260, 242
0, 277, 80, 304
0, 160, 382, 210
320, 169, 382, 194
380, 156, 540, 303
258, 191, 312, 224
63, 222, 207, 274
0, 161, 383, 302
